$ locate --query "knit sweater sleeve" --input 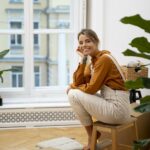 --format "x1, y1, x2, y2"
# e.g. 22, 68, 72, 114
70, 63, 91, 87
71, 55, 112, 94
